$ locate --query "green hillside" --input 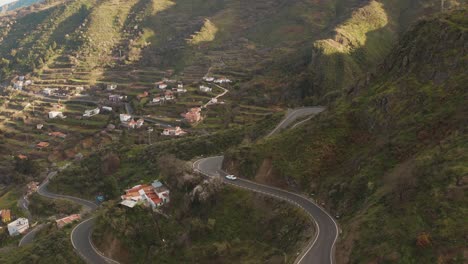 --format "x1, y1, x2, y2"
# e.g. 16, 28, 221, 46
224, 8, 468, 263
1, 0, 461, 101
